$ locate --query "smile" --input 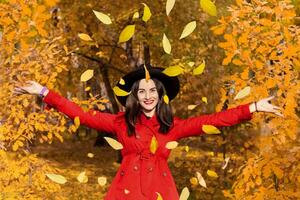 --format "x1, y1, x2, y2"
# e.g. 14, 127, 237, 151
144, 100, 154, 105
